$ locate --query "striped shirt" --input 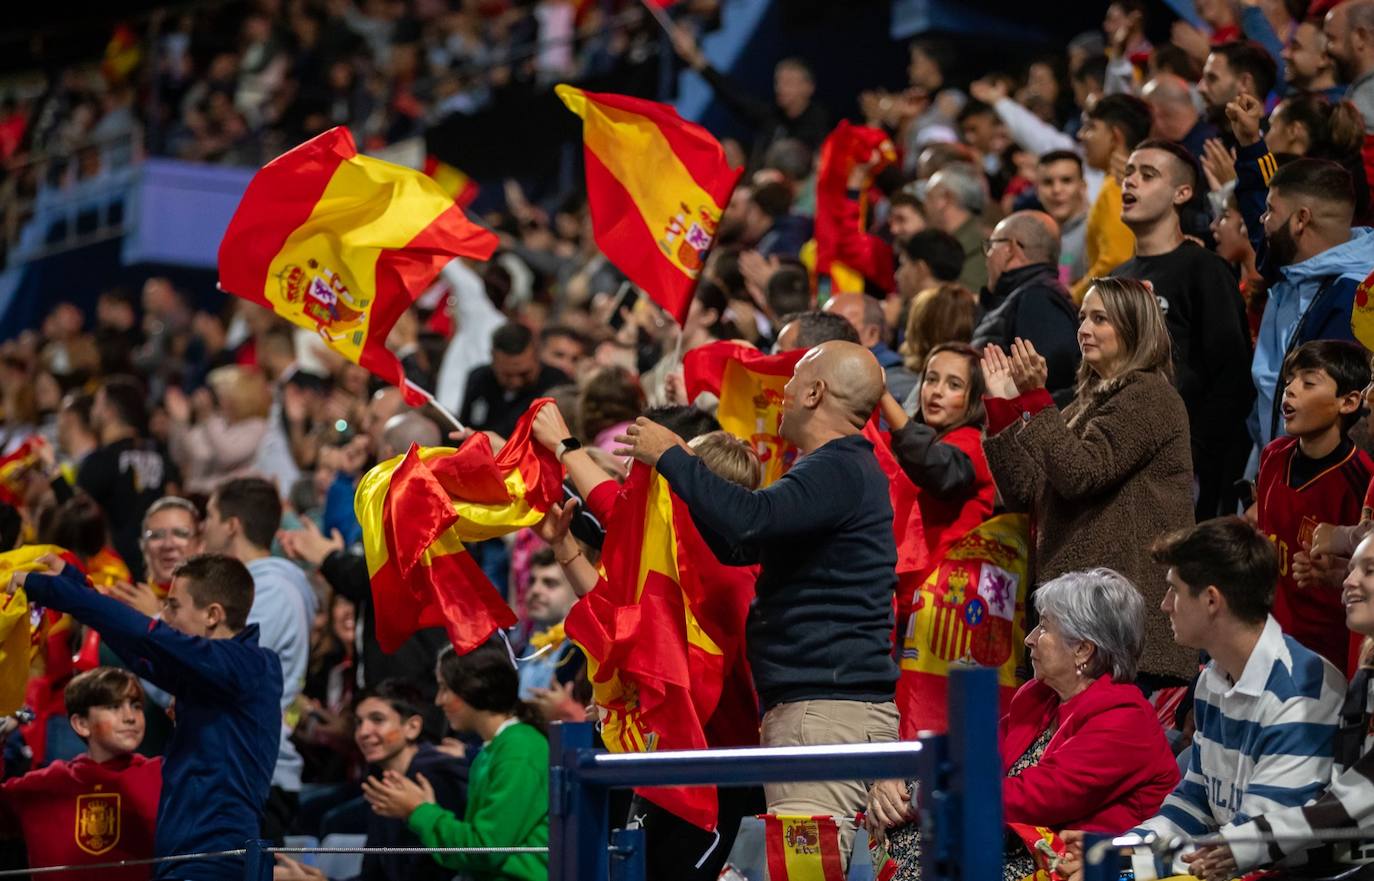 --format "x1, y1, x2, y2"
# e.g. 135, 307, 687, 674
1226, 668, 1374, 872
1130, 616, 1344, 879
